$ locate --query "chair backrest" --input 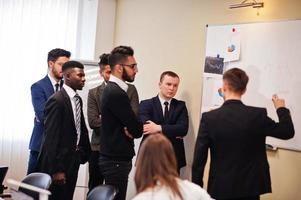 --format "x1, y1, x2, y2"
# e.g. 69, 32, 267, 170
0, 166, 8, 194
18, 172, 51, 200
87, 185, 117, 200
